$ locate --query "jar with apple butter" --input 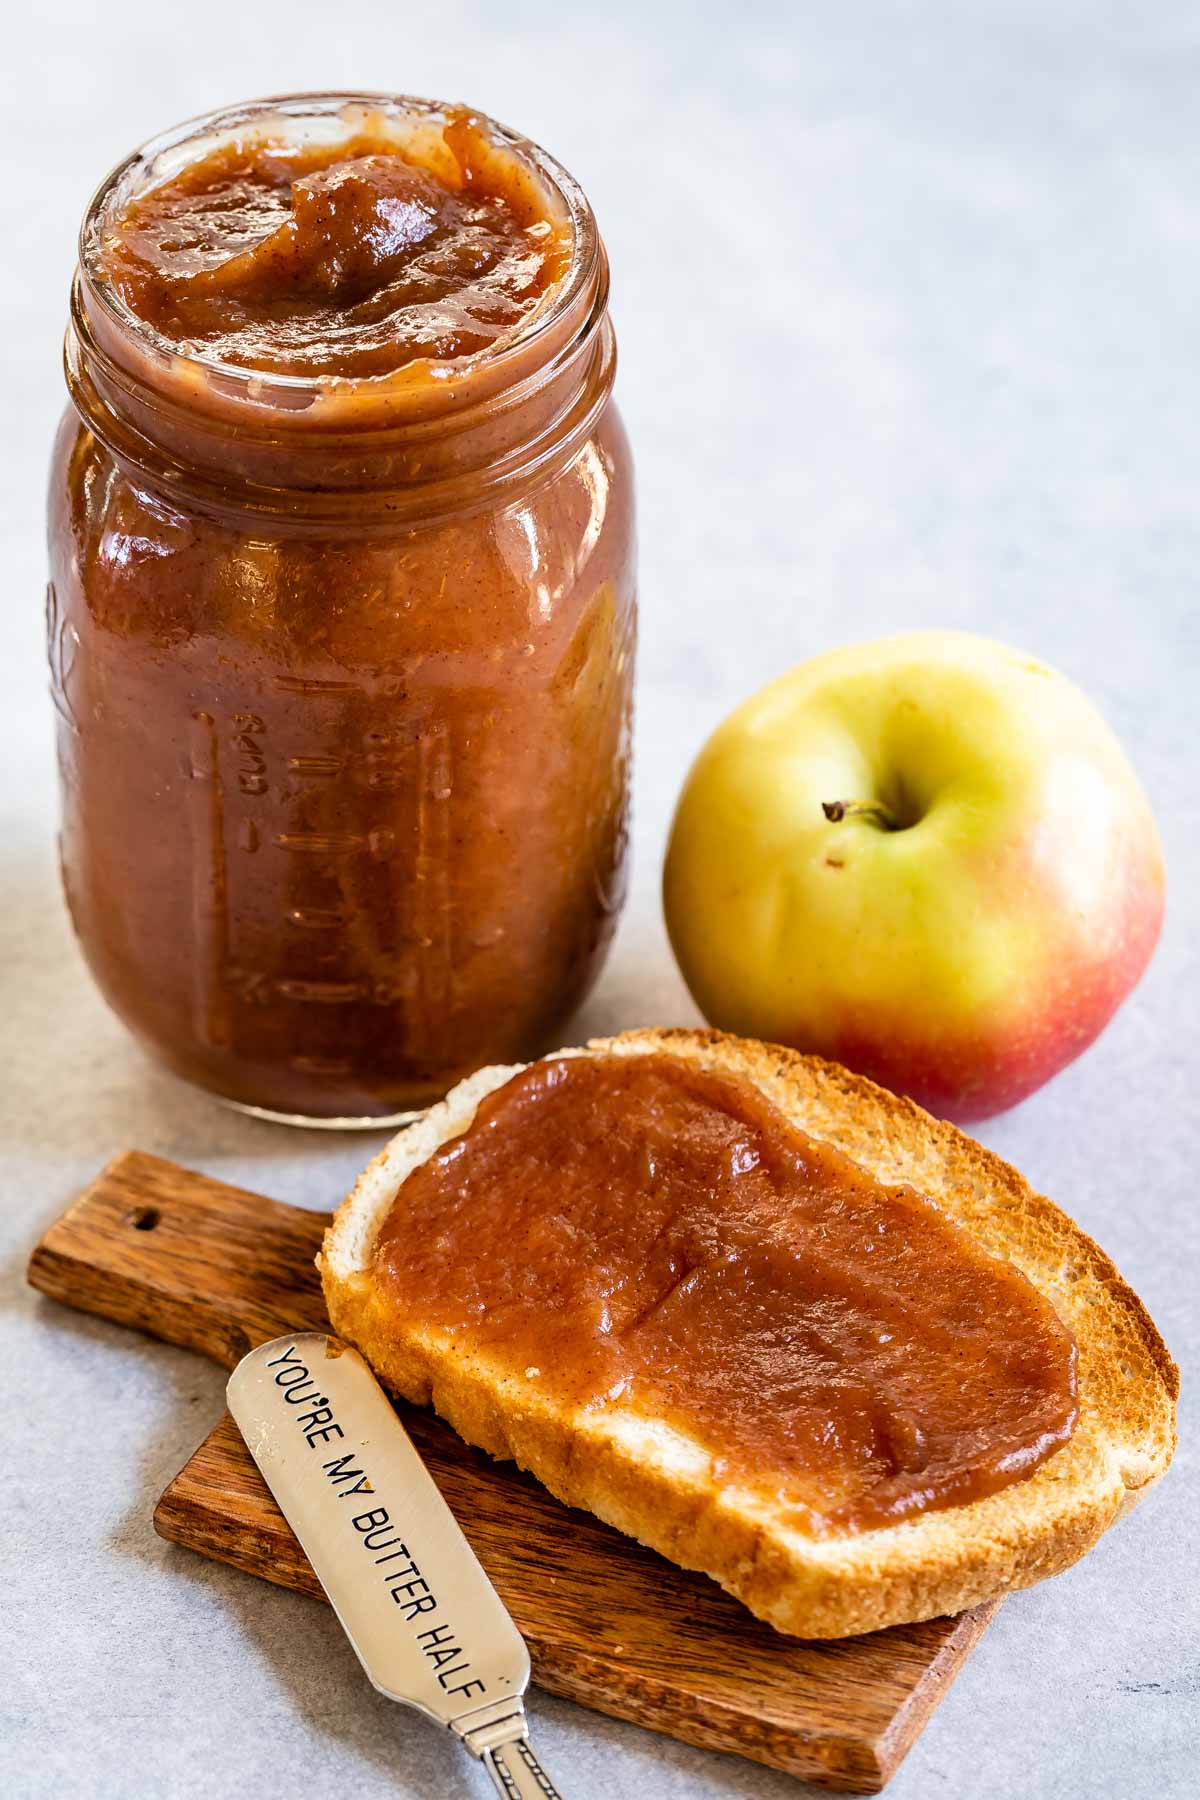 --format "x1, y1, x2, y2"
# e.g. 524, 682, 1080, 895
49, 94, 635, 1123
